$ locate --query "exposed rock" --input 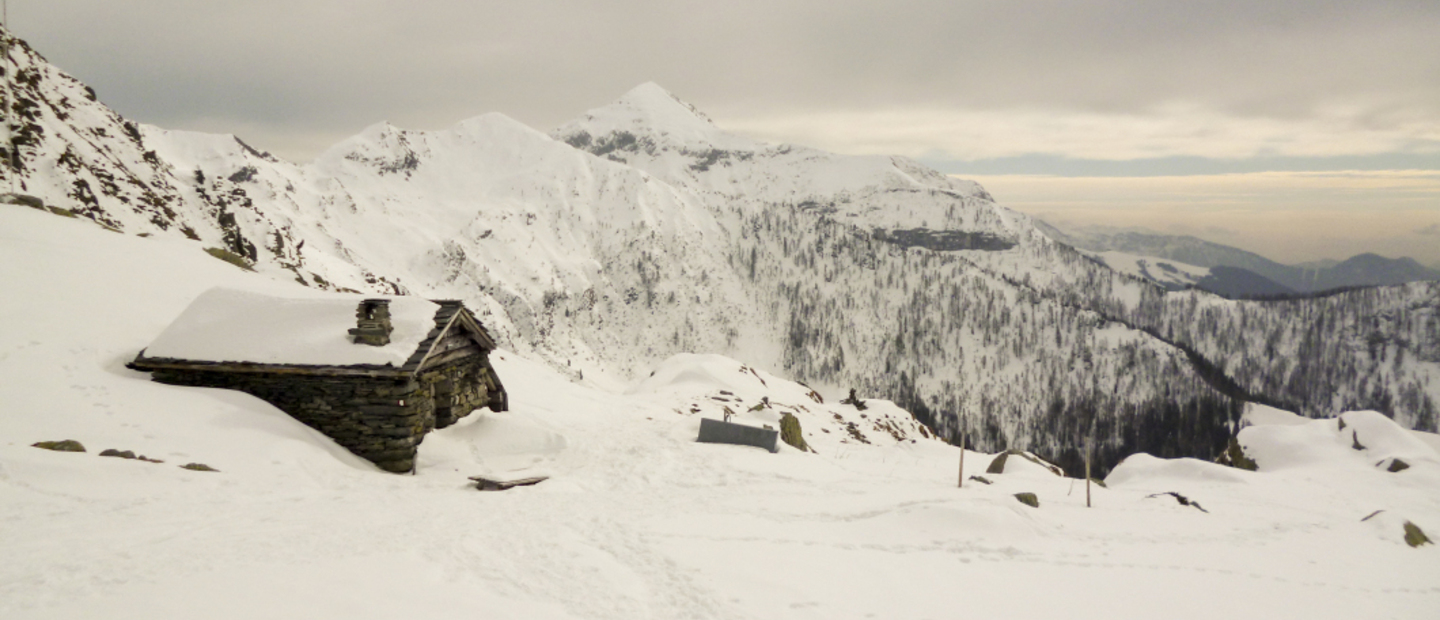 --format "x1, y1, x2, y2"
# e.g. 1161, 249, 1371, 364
779, 412, 811, 453
968, 475, 993, 485
203, 247, 255, 271
180, 463, 219, 472
1351, 430, 1366, 451
1014, 492, 1039, 508
1146, 491, 1208, 513
986, 449, 1065, 476
1215, 436, 1258, 471
31, 440, 85, 452
1403, 521, 1431, 548
470, 475, 548, 491
987, 451, 1011, 474
1088, 477, 1108, 489
1, 192, 46, 210
96, 449, 163, 463
840, 388, 867, 411
1386, 458, 1410, 473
